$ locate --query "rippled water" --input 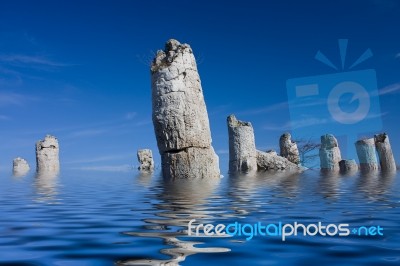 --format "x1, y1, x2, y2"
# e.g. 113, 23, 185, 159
0, 168, 399, 265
